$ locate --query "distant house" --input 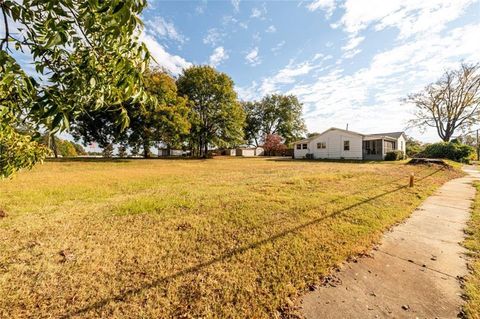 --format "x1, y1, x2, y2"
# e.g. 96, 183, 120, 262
225, 149, 237, 156
236, 148, 256, 157
293, 127, 406, 160
158, 149, 184, 157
